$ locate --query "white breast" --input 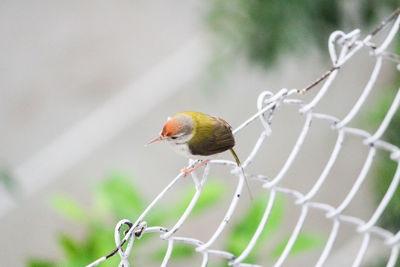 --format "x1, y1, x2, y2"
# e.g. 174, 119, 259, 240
167, 140, 216, 160
168, 141, 193, 158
